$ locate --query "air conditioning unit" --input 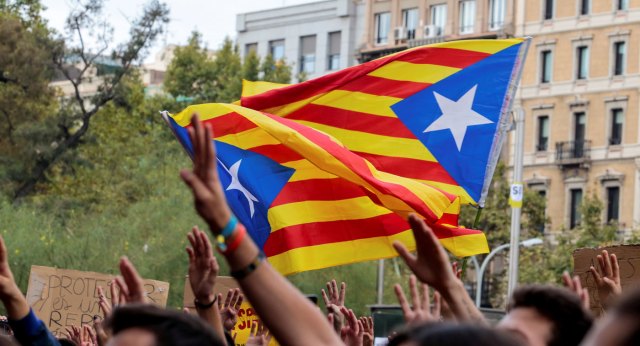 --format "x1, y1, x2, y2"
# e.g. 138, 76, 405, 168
394, 26, 406, 40
424, 24, 441, 38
